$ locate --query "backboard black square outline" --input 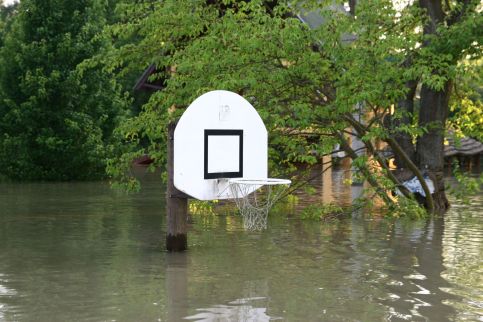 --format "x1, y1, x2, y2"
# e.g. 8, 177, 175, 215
204, 129, 243, 179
